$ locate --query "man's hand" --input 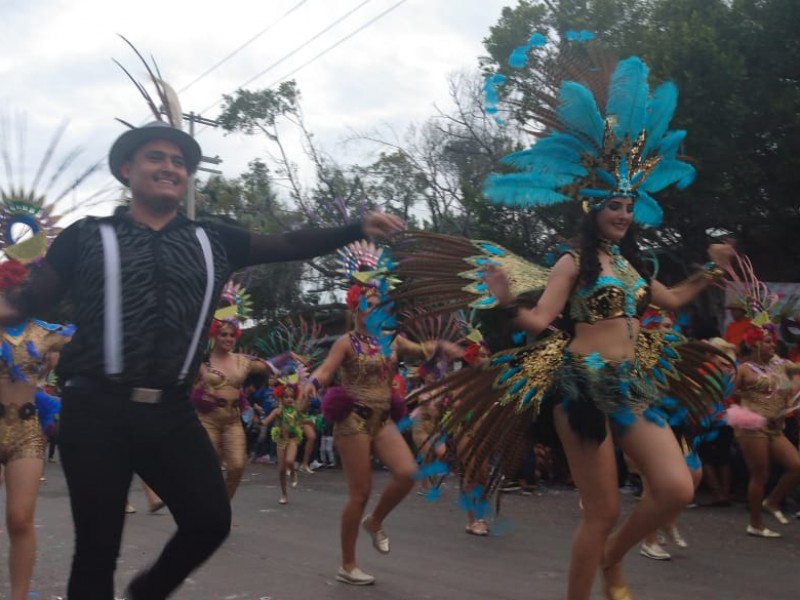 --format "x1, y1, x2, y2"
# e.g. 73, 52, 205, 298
362, 212, 405, 239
